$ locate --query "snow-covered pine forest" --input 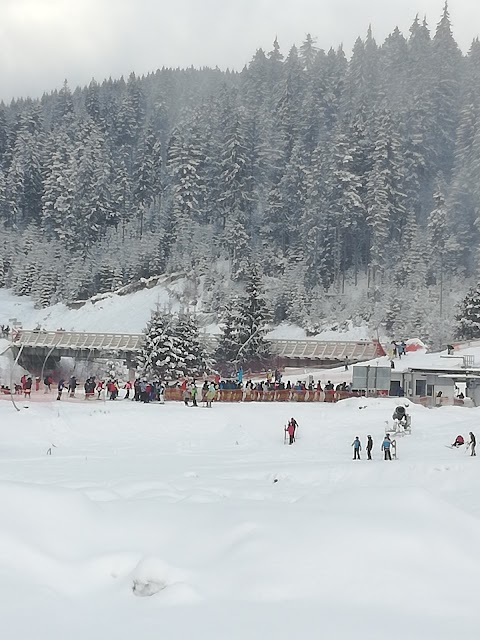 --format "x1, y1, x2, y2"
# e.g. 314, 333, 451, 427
0, 6, 477, 346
